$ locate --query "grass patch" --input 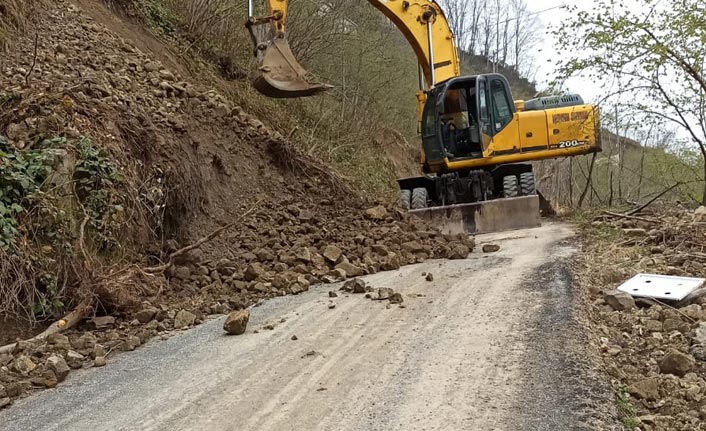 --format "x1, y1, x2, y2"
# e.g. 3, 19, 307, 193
617, 386, 640, 429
